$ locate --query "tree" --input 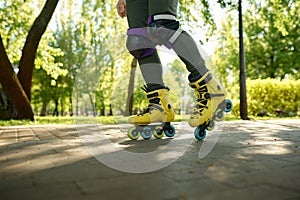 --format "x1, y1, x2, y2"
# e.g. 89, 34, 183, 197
125, 58, 137, 116
0, 36, 32, 120
238, 0, 248, 120
215, 0, 300, 82
53, 0, 131, 116
244, 0, 300, 79
0, 0, 59, 120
